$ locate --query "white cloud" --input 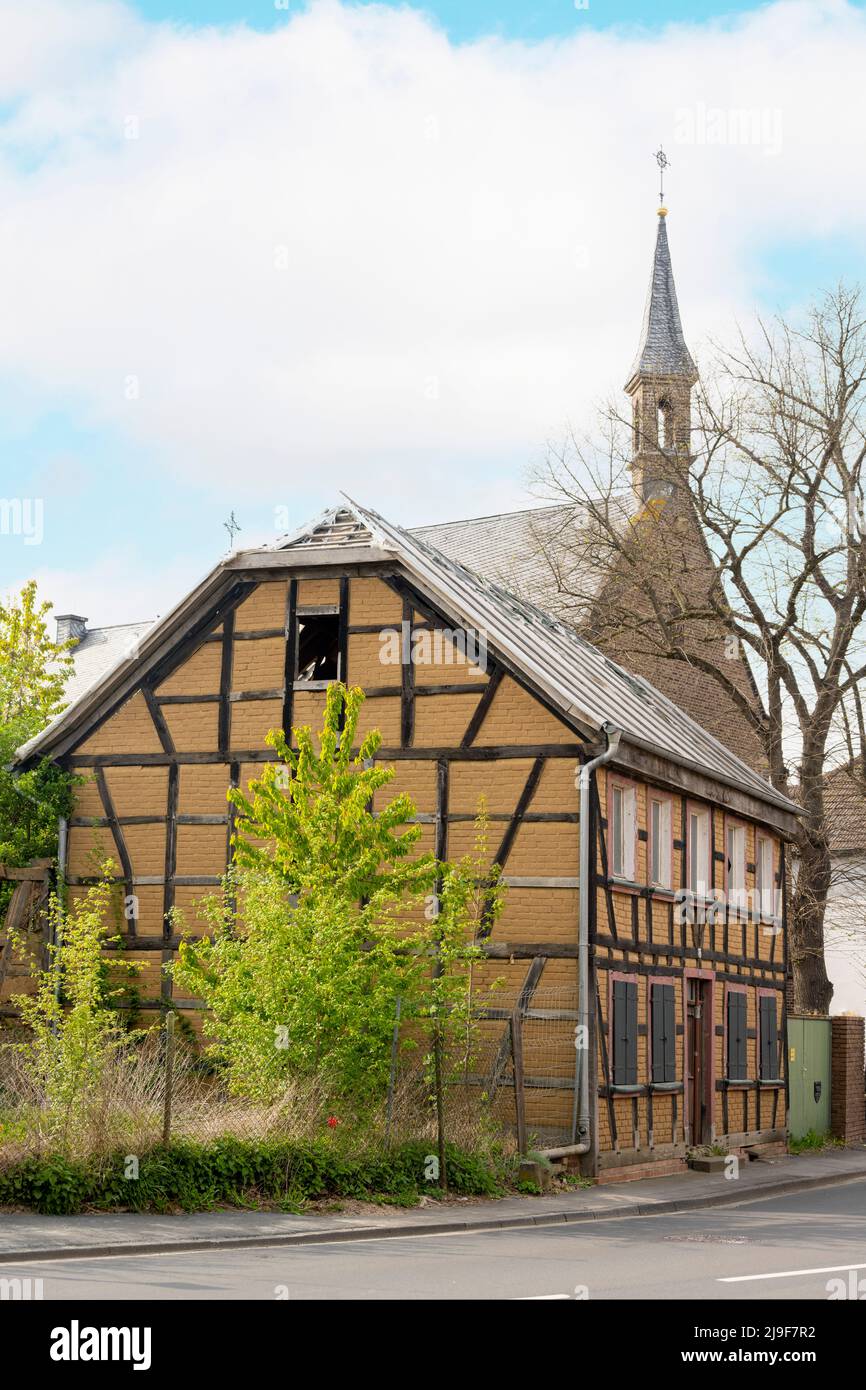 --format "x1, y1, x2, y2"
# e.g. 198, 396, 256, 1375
7, 546, 206, 628
0, 0, 865, 537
